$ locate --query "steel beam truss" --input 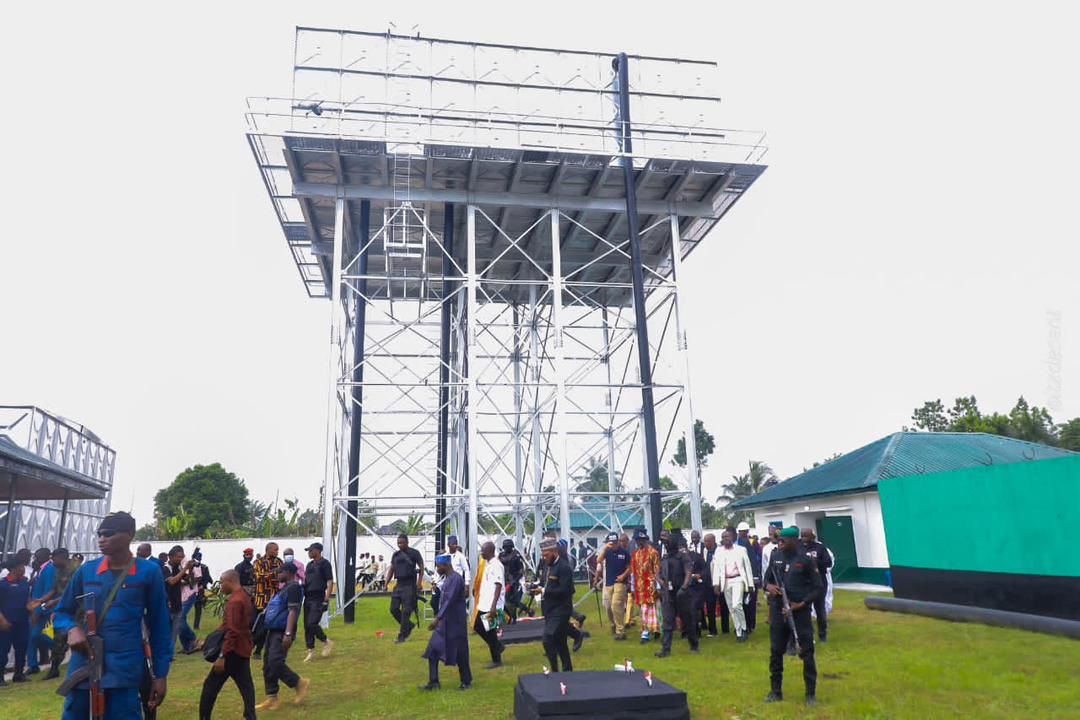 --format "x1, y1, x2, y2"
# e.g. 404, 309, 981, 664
320, 199, 704, 619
